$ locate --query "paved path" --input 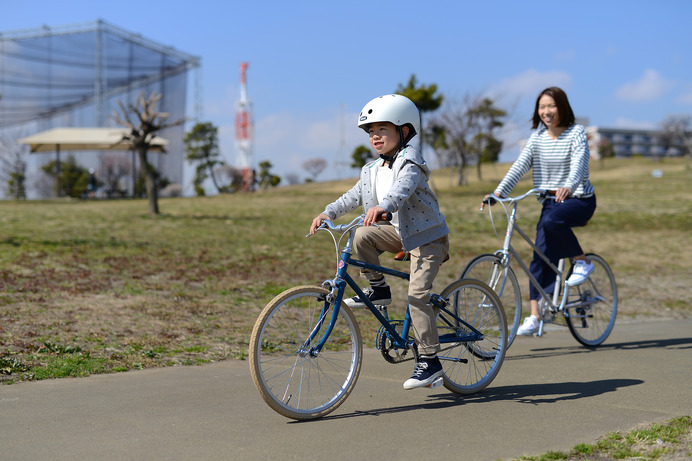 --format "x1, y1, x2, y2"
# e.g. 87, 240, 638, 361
2, 318, 691, 460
